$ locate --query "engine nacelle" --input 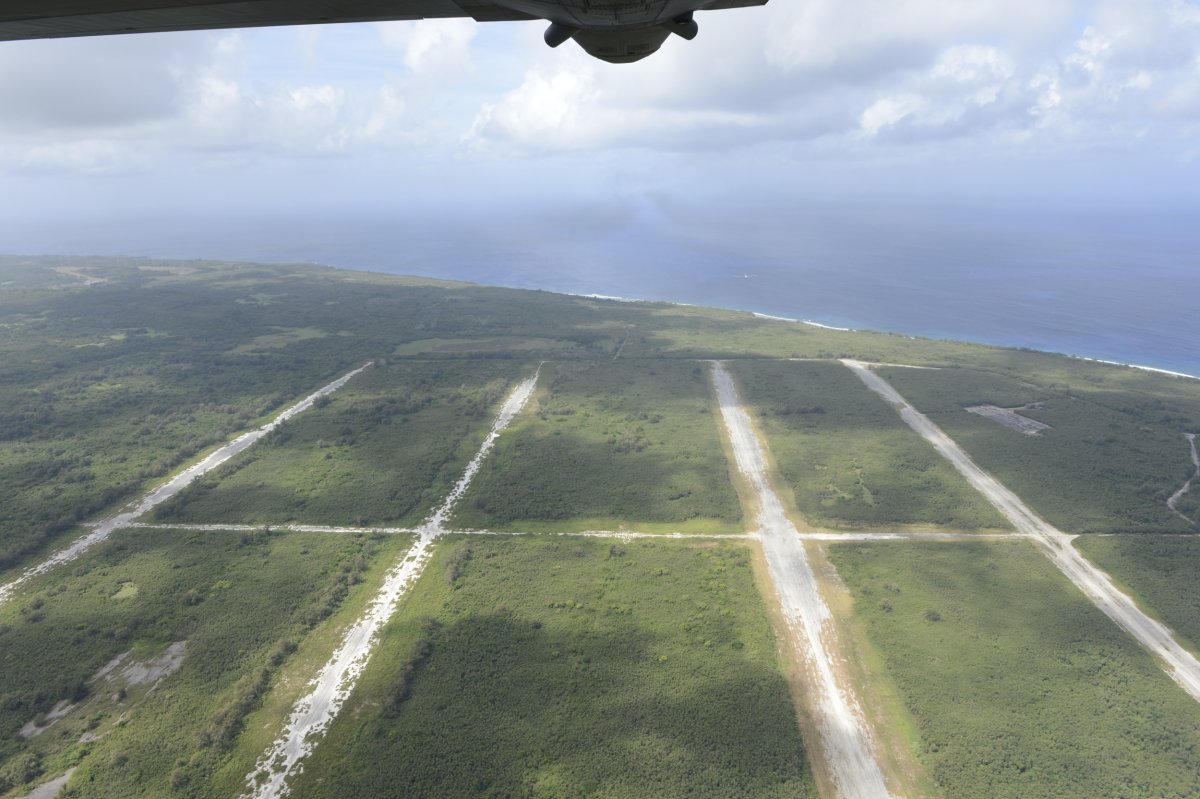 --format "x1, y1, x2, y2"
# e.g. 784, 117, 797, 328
497, 0, 768, 63
569, 26, 672, 63
542, 13, 700, 64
